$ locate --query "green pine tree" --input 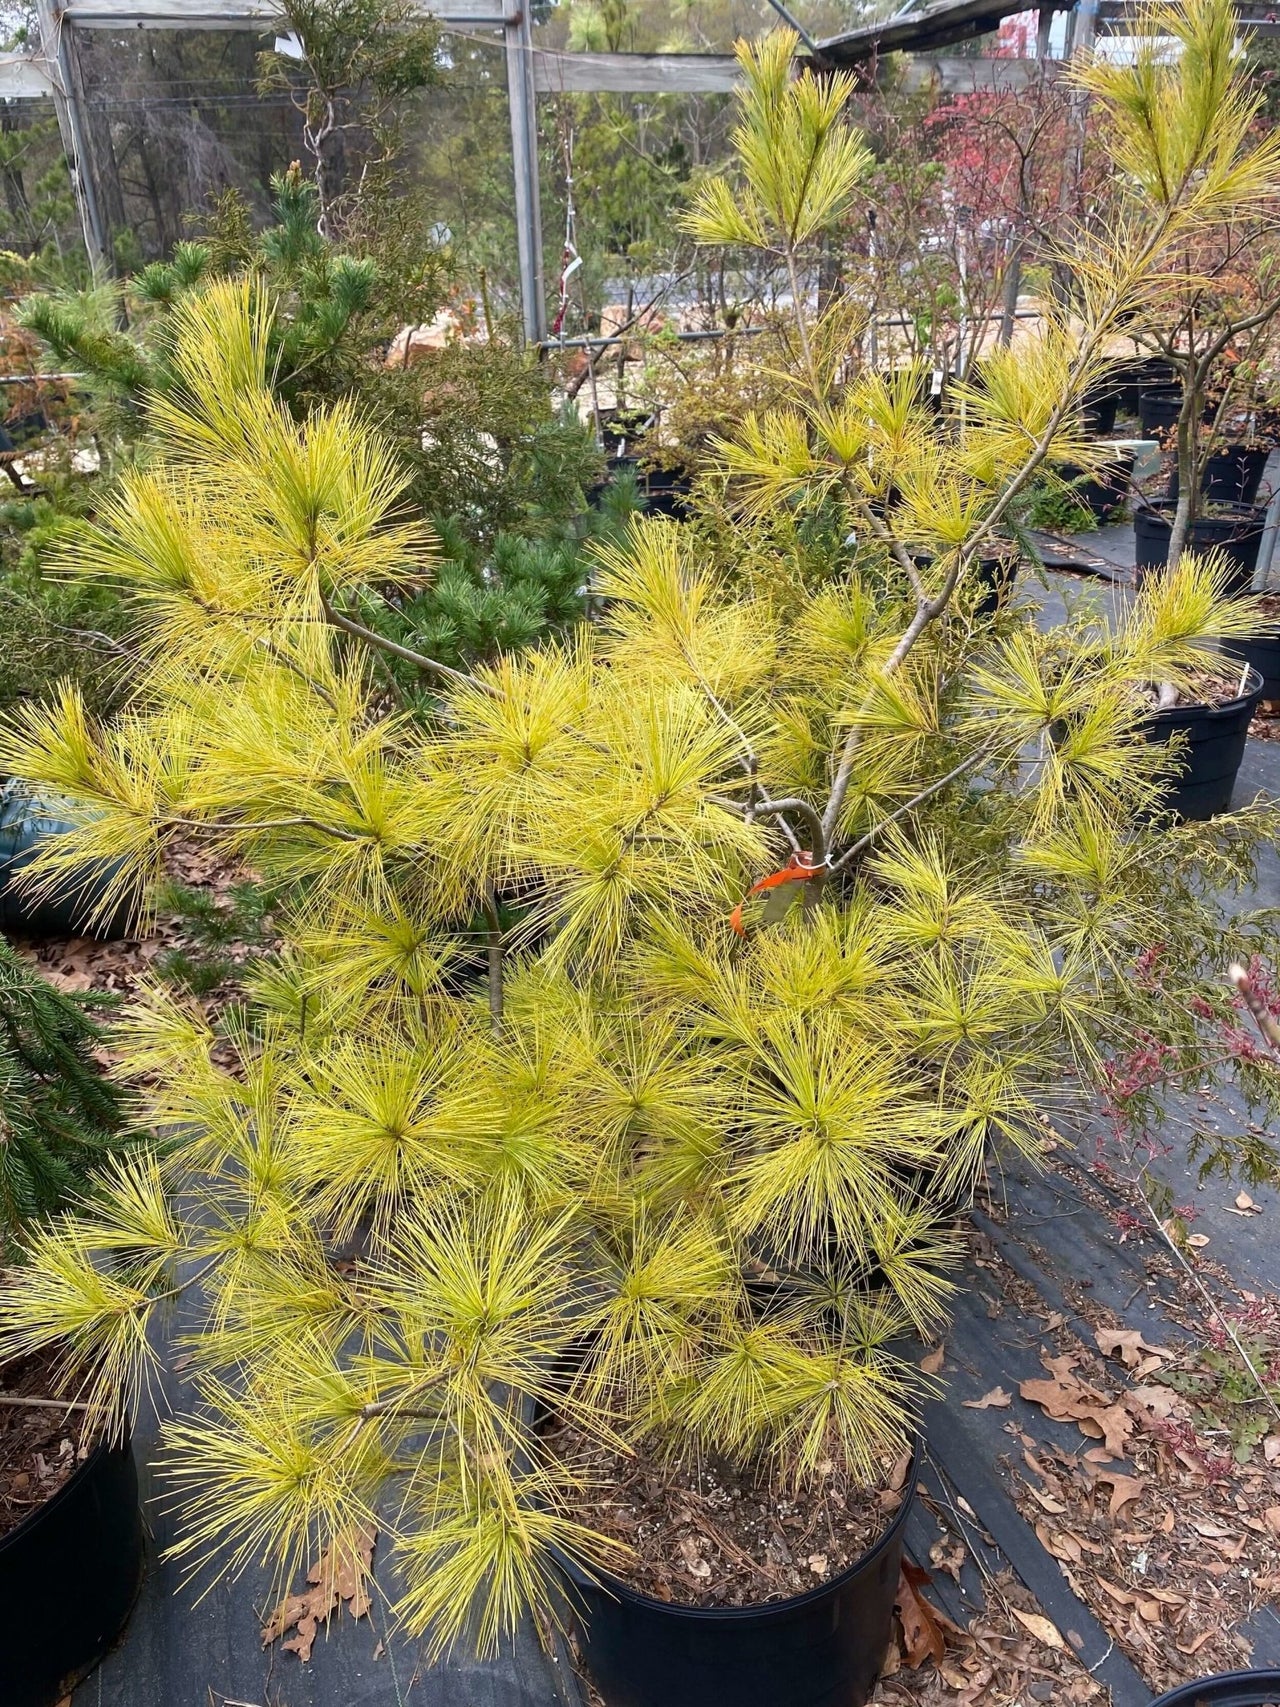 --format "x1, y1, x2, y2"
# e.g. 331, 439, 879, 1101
0, 940, 132, 1248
